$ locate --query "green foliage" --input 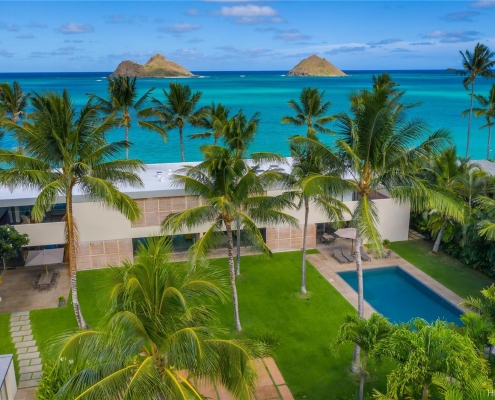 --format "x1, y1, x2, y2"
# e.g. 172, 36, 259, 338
36, 361, 72, 400
0, 224, 29, 264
